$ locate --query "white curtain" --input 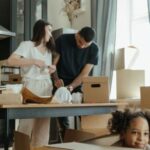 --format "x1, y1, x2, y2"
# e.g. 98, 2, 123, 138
148, 0, 150, 22
91, 0, 117, 87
